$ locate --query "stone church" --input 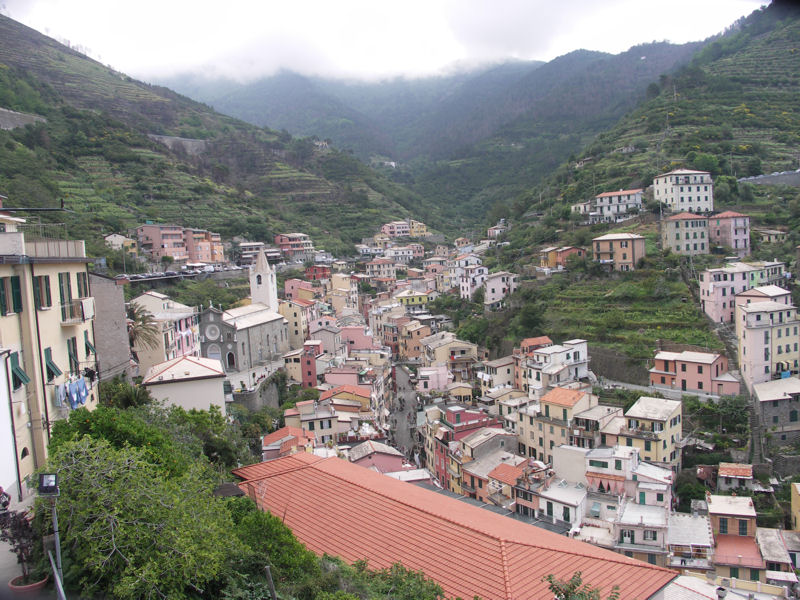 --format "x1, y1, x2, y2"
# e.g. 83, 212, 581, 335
198, 250, 288, 385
